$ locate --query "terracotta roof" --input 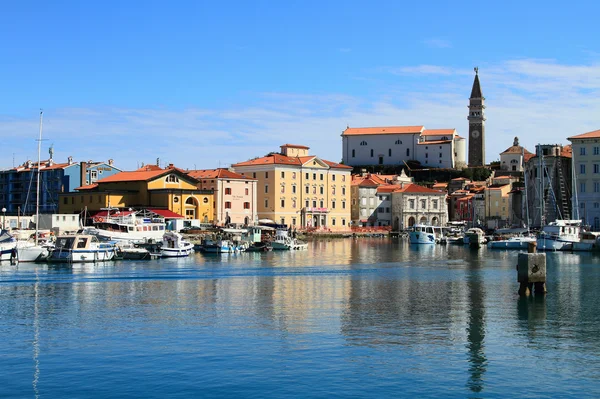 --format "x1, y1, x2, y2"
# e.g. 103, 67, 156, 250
187, 168, 254, 180
568, 129, 600, 140
376, 185, 397, 193
421, 129, 456, 136
351, 174, 389, 186
137, 165, 163, 171
232, 154, 351, 169
97, 166, 196, 184
75, 183, 99, 191
342, 126, 424, 136
501, 145, 533, 155
395, 183, 444, 194
280, 144, 310, 149
13, 161, 72, 172
417, 140, 453, 145
451, 177, 470, 181
562, 145, 572, 158
524, 153, 536, 163
432, 182, 448, 189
